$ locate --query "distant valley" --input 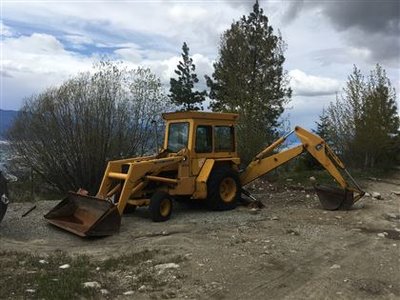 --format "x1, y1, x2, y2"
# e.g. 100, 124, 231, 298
0, 109, 18, 139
